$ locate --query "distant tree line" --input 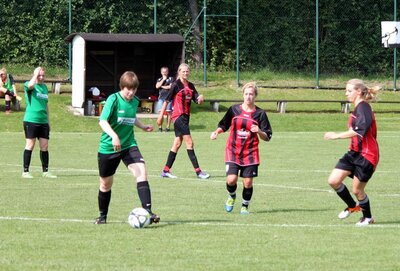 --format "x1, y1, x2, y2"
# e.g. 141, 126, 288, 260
0, 0, 396, 75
